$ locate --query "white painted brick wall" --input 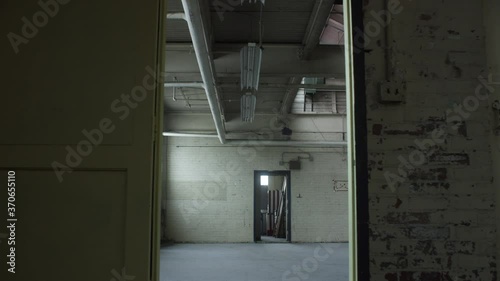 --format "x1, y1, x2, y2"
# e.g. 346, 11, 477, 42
162, 137, 348, 243
365, 0, 497, 279
484, 0, 500, 277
